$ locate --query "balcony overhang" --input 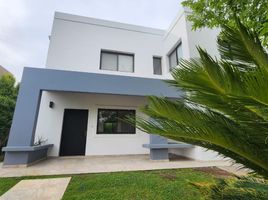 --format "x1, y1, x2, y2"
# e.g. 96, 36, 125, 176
20, 67, 181, 97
